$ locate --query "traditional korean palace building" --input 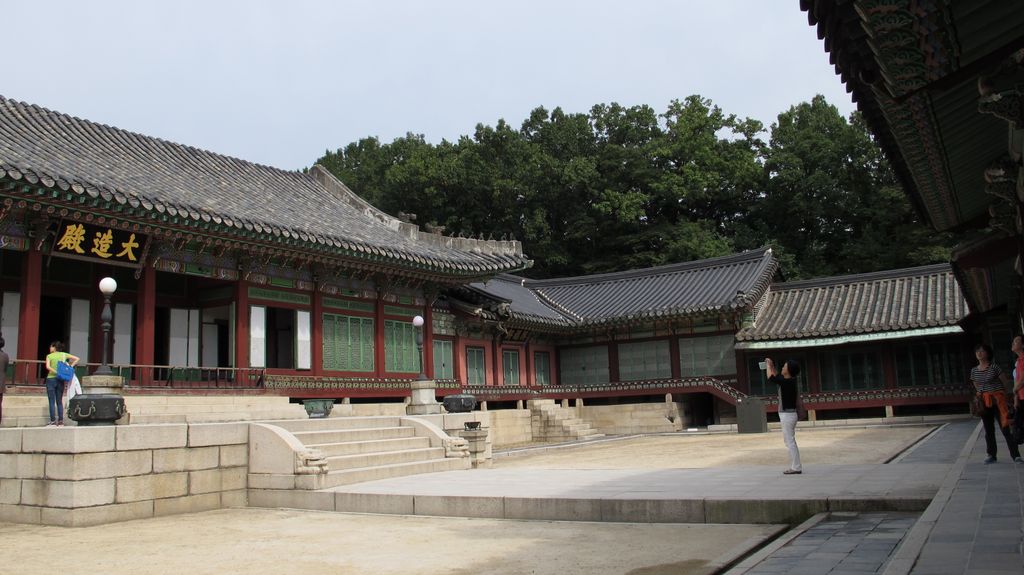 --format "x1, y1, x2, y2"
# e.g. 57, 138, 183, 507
456, 255, 973, 422
0, 96, 530, 398
0, 95, 979, 423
